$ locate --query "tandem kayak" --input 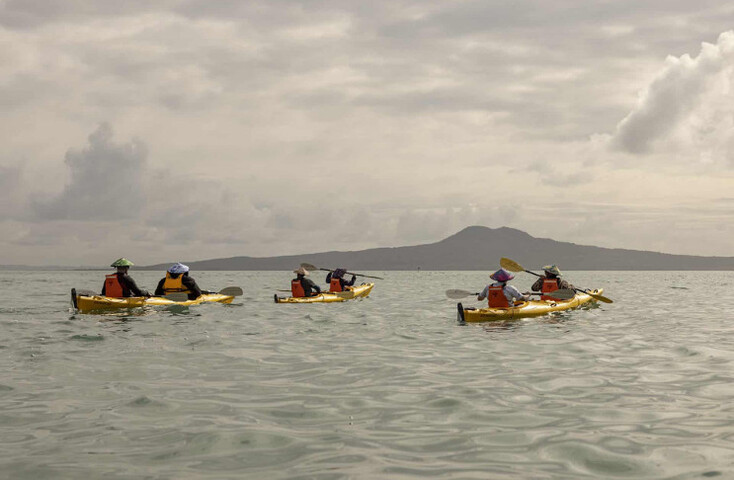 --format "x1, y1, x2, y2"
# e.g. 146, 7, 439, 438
274, 283, 374, 303
71, 288, 235, 313
457, 288, 604, 322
